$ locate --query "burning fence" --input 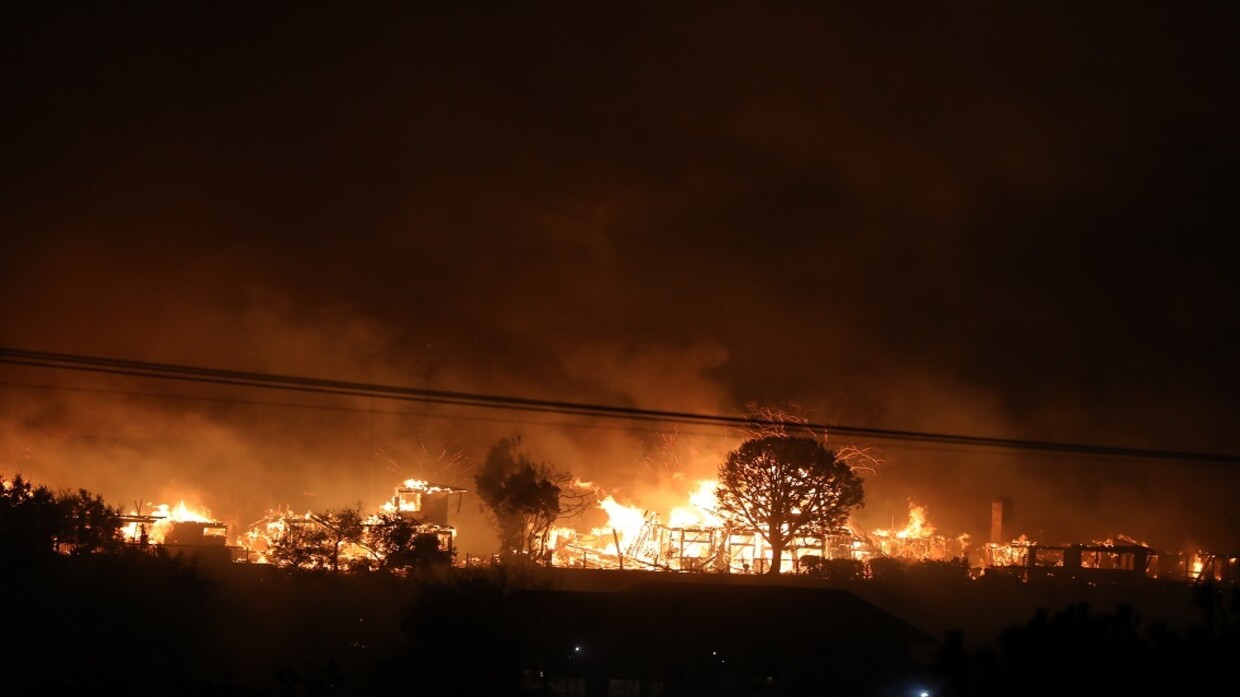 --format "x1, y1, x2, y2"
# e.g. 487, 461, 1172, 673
975, 495, 1231, 582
